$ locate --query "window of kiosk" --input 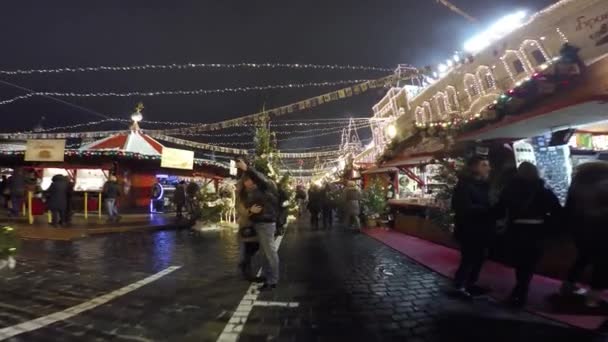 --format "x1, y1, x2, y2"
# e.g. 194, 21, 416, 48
75, 169, 107, 192
41, 168, 69, 191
